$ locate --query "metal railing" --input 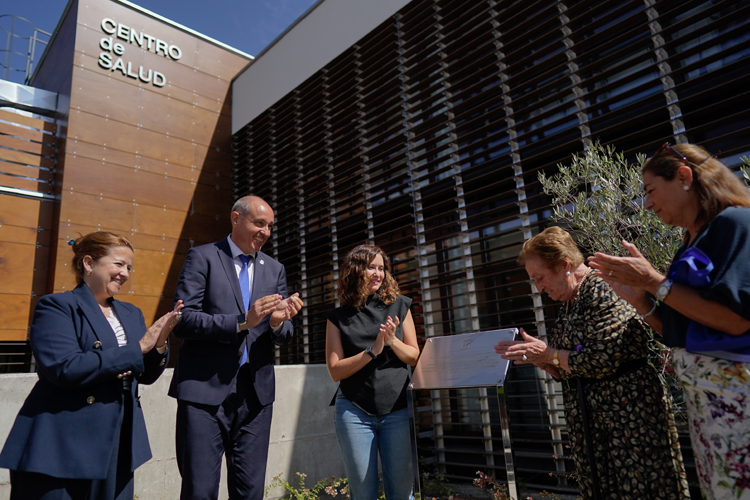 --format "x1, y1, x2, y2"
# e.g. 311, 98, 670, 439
0, 14, 51, 84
